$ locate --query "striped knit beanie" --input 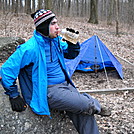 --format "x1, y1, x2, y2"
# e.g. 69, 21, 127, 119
31, 9, 55, 36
